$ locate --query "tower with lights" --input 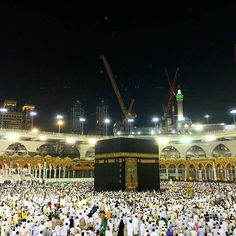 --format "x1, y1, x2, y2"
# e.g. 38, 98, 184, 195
176, 88, 184, 132
176, 89, 184, 121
